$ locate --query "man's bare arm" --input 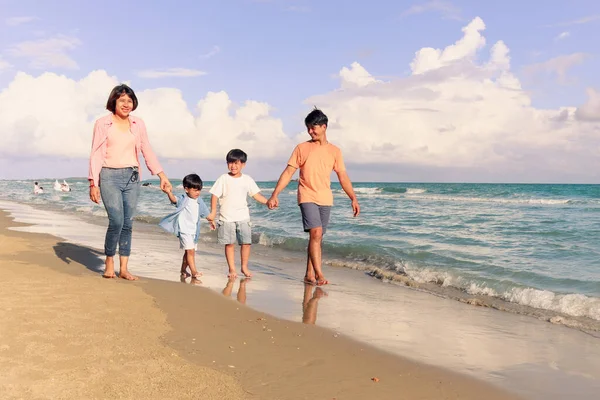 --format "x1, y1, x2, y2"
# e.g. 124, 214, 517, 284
337, 170, 360, 217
